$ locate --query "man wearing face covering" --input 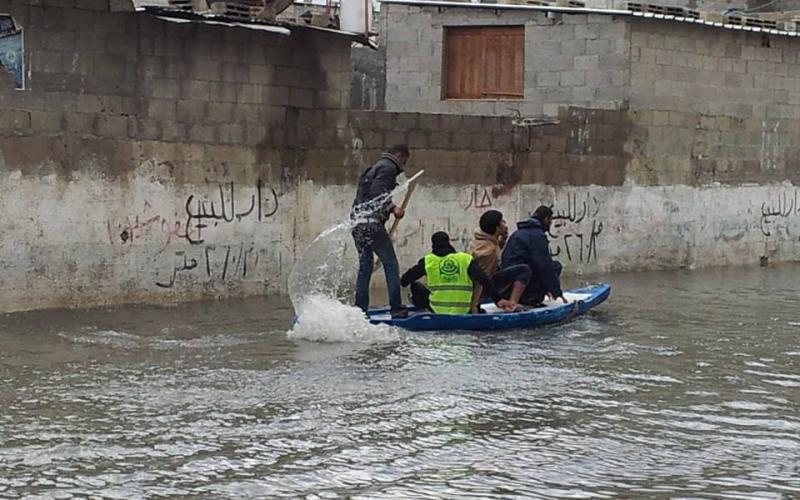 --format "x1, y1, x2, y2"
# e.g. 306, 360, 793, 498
501, 205, 566, 305
400, 231, 514, 314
